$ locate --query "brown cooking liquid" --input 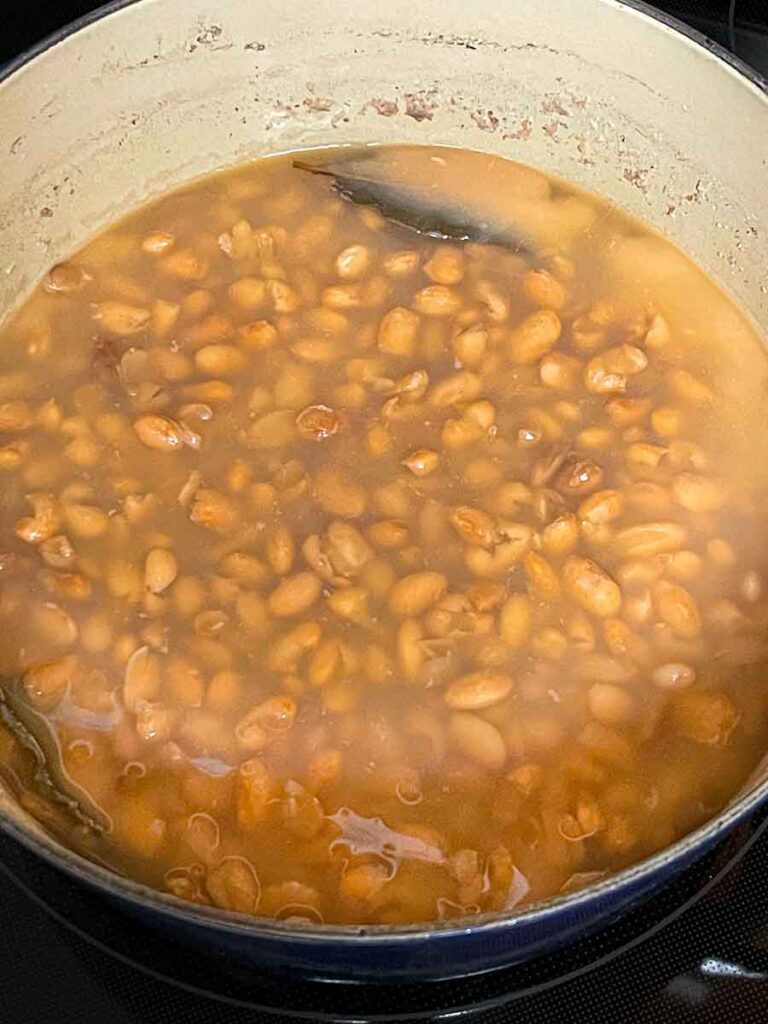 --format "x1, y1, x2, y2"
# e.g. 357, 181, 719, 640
0, 146, 767, 926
